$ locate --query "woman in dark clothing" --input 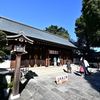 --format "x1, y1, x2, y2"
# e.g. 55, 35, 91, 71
66, 60, 71, 73
79, 59, 85, 76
